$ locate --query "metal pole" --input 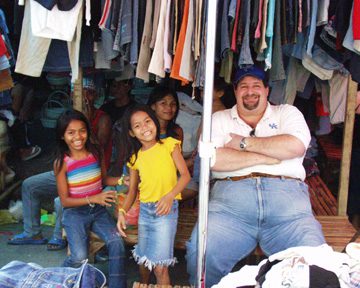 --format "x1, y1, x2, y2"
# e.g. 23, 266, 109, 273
197, 0, 217, 287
